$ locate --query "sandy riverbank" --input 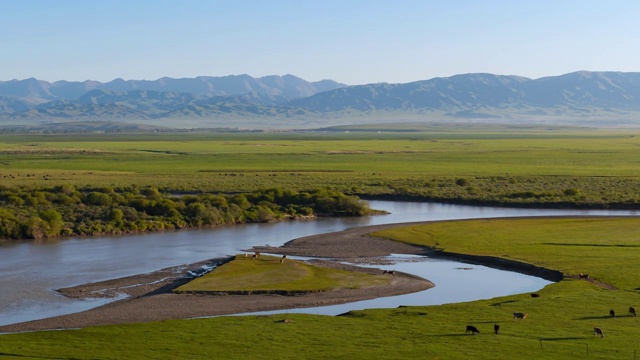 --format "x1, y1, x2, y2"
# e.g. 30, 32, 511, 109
0, 222, 435, 334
